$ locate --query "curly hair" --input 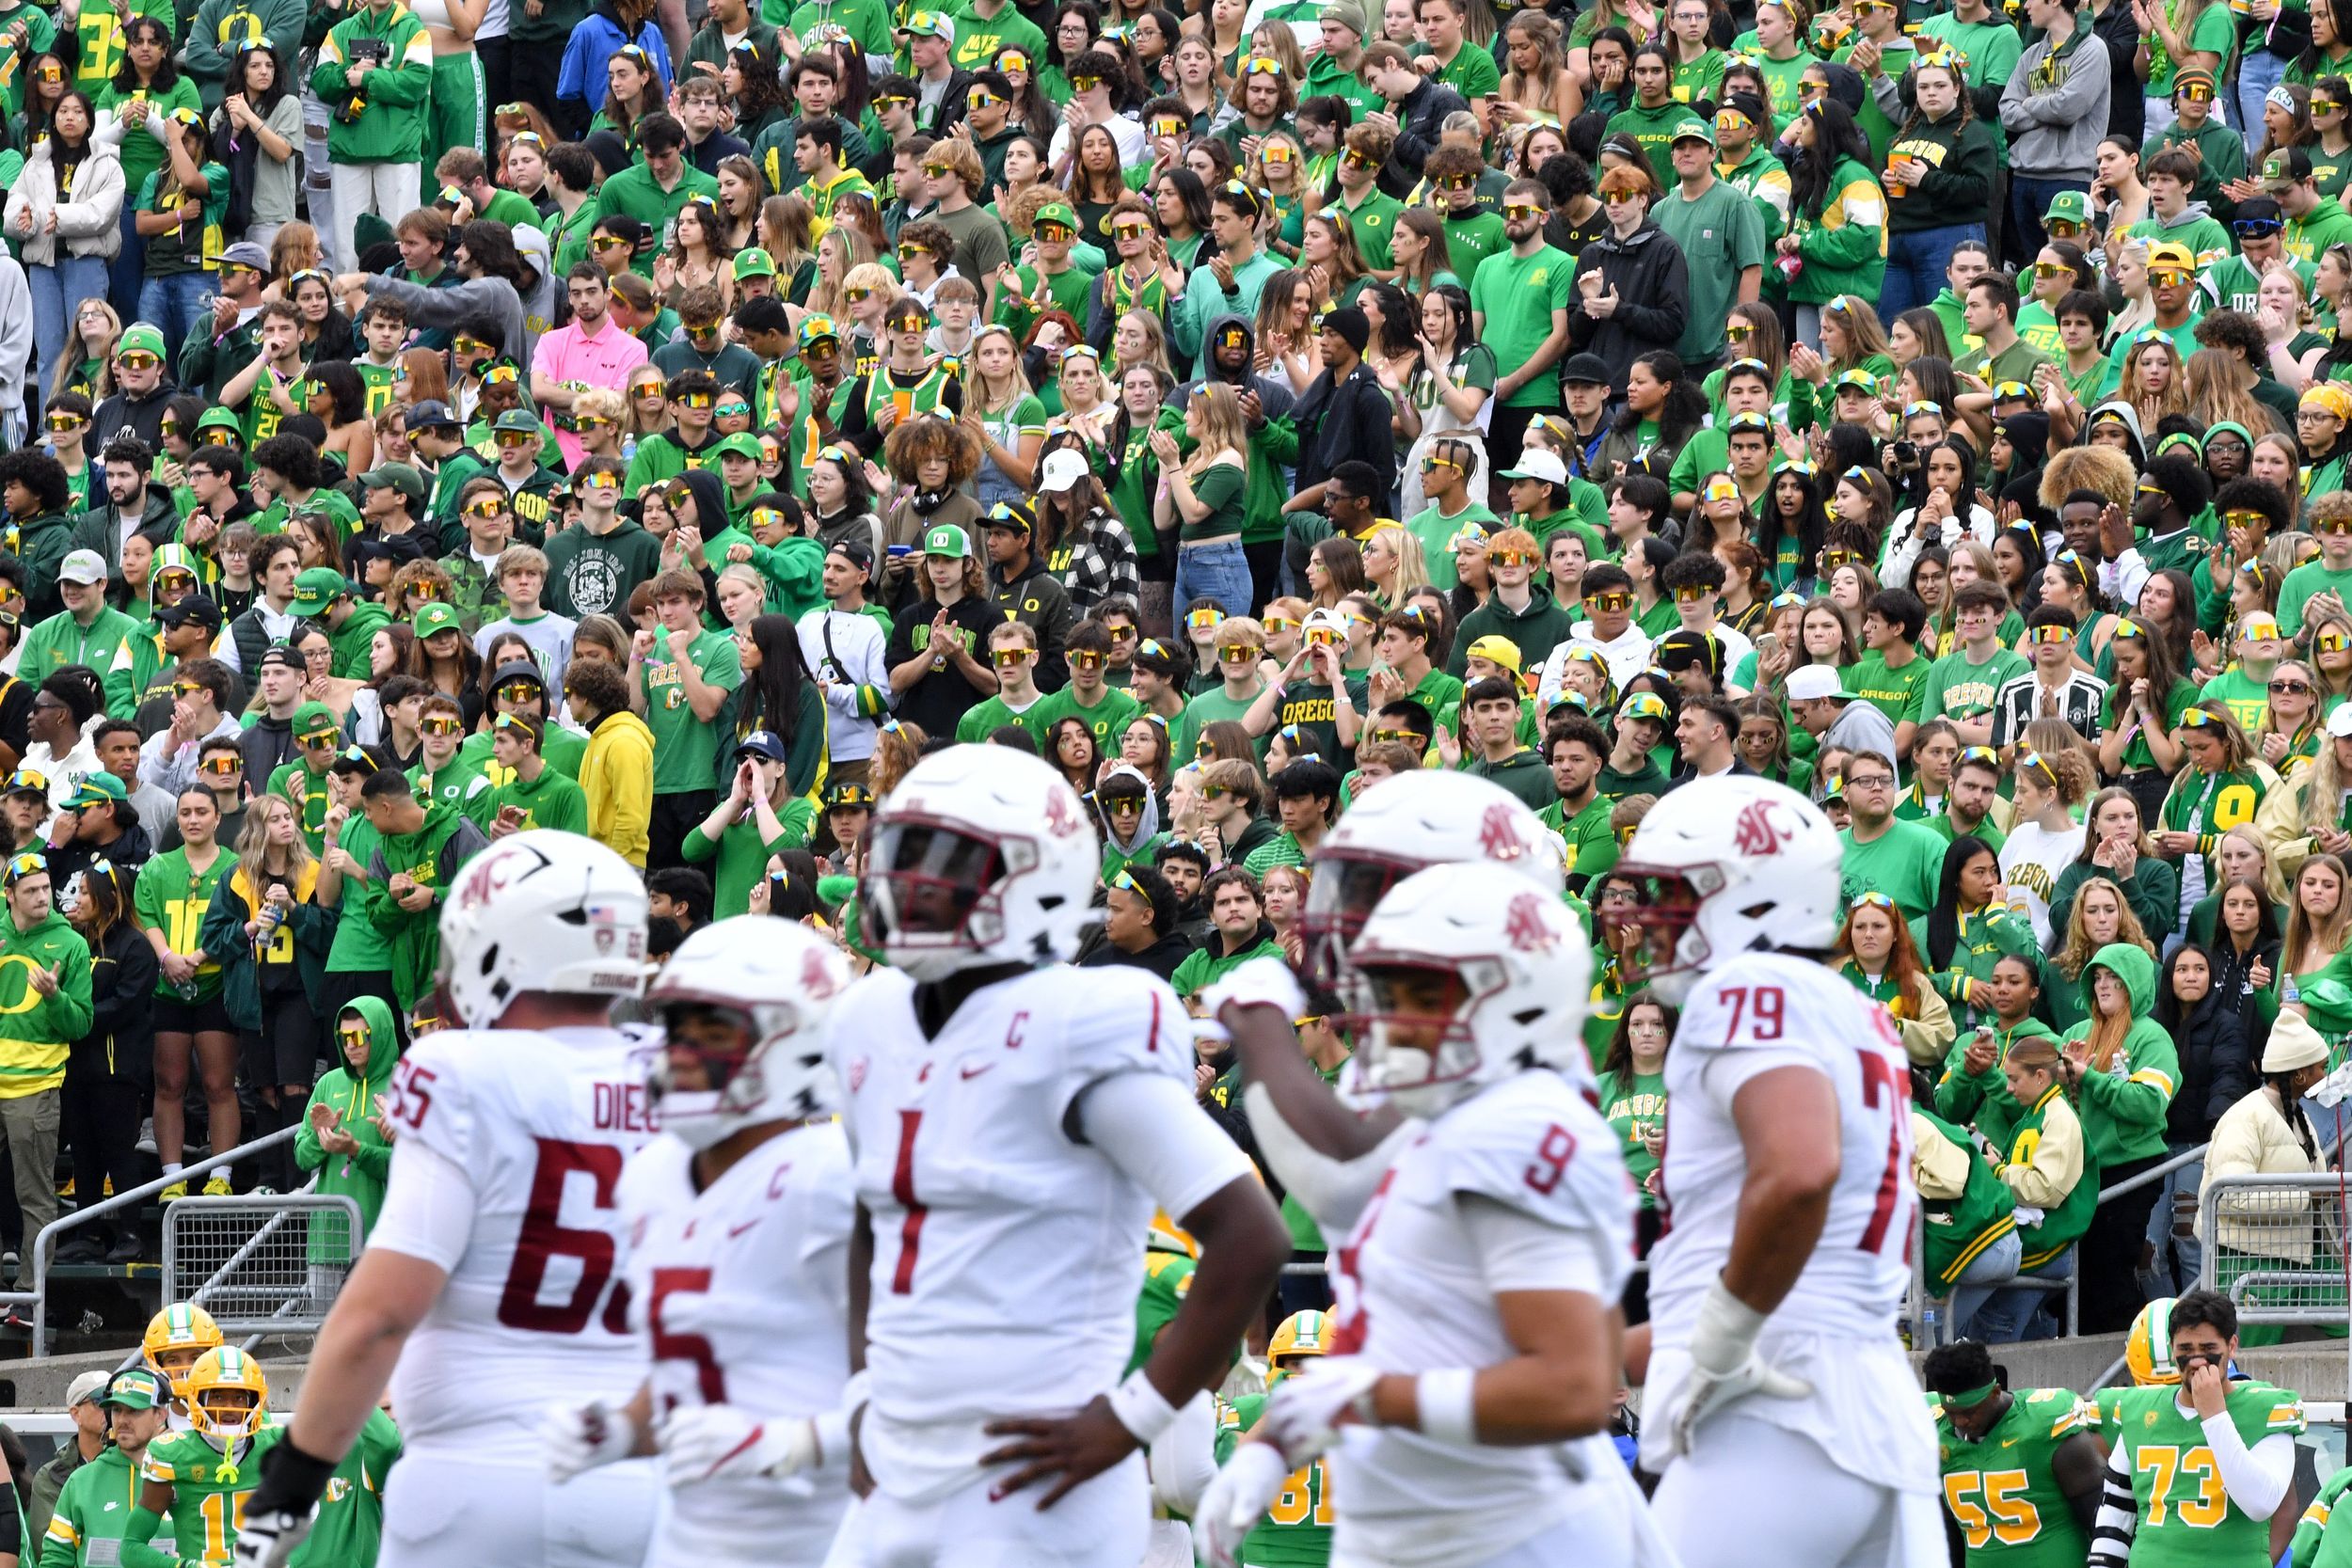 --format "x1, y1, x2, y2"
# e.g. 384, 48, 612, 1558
882, 412, 984, 486
2038, 442, 2137, 515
